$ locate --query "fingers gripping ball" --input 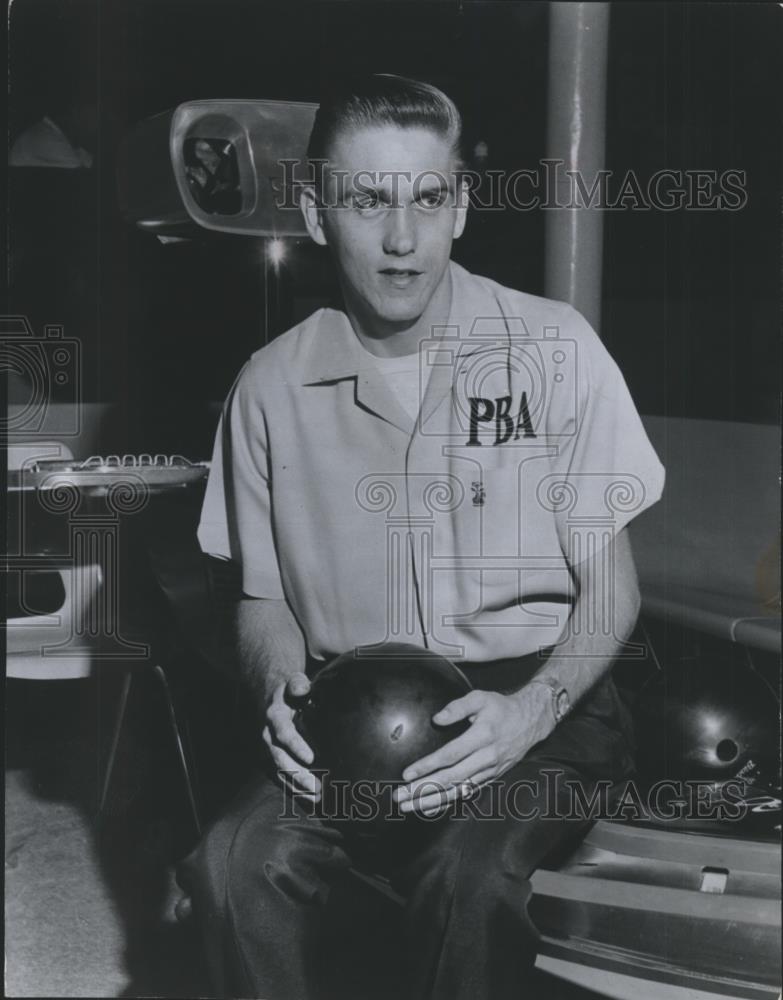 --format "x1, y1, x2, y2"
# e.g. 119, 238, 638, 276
294, 643, 472, 828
